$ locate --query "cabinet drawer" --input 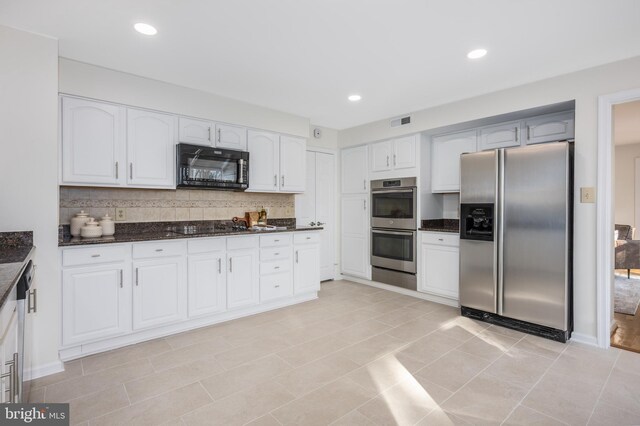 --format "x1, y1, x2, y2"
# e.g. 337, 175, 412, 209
260, 247, 291, 262
133, 240, 186, 259
260, 234, 292, 248
62, 244, 129, 267
188, 237, 226, 254
227, 235, 259, 251
421, 232, 460, 247
293, 232, 320, 245
260, 272, 293, 302
260, 259, 291, 275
